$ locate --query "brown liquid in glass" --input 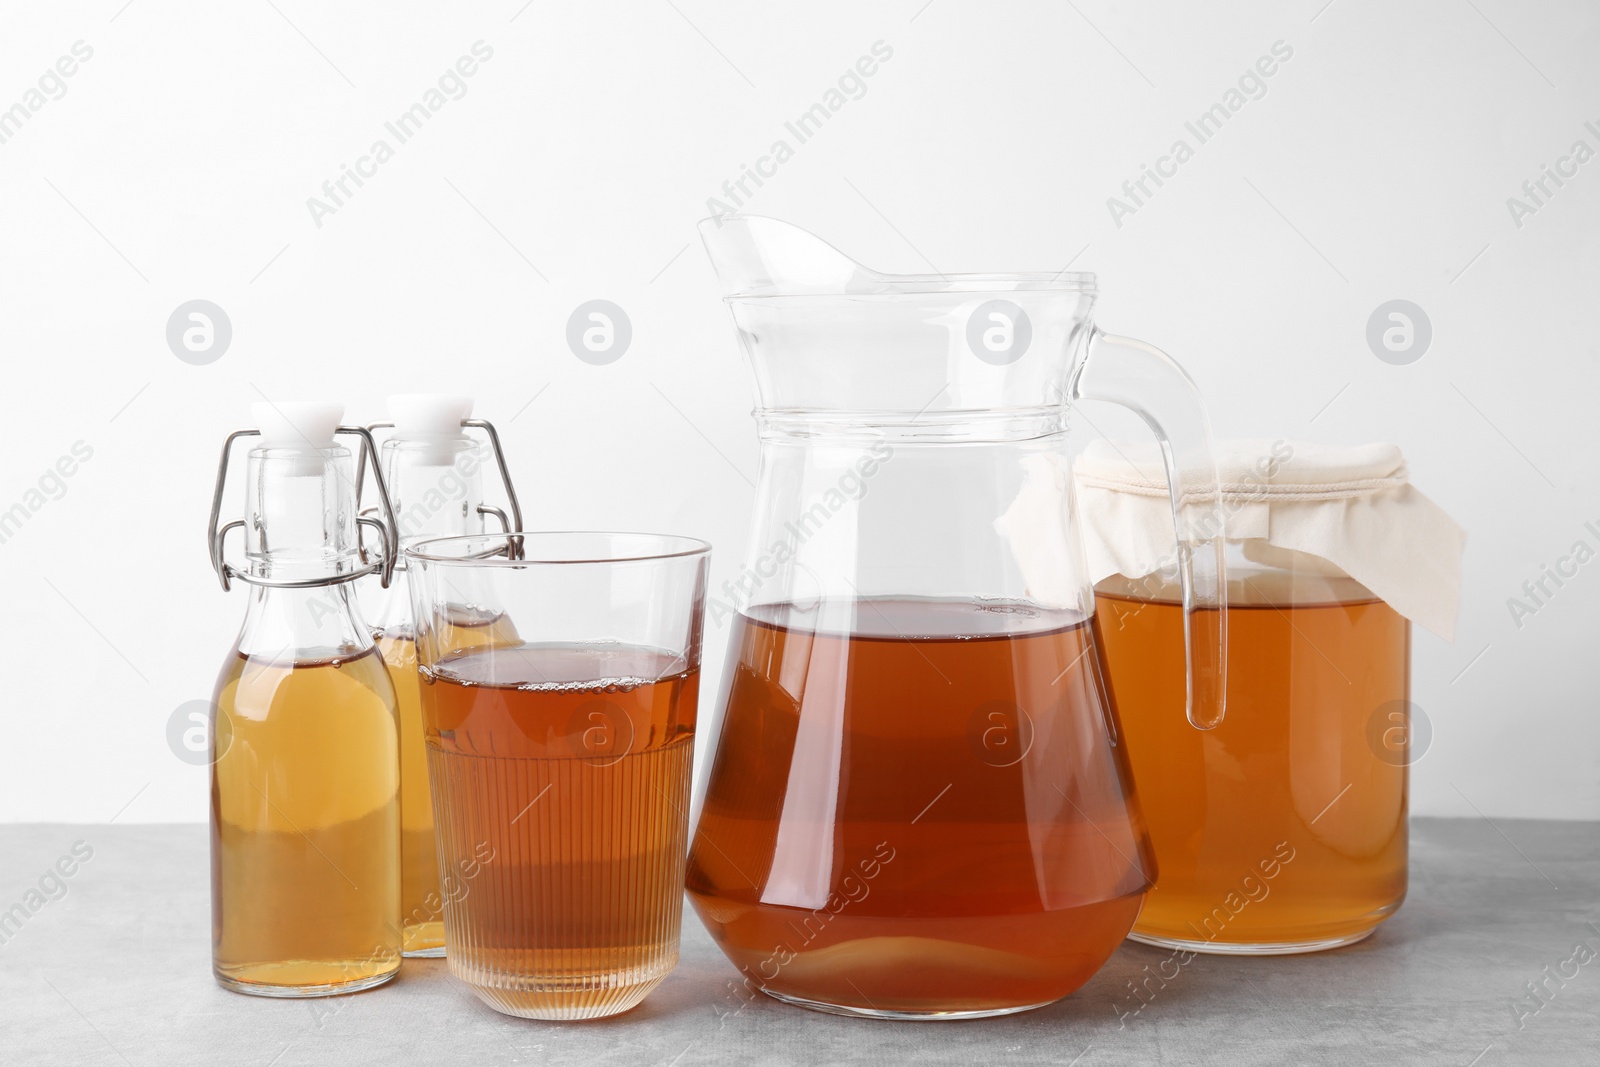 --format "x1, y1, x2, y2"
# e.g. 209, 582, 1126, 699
1095, 573, 1410, 950
418, 643, 697, 1019
687, 597, 1150, 1017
